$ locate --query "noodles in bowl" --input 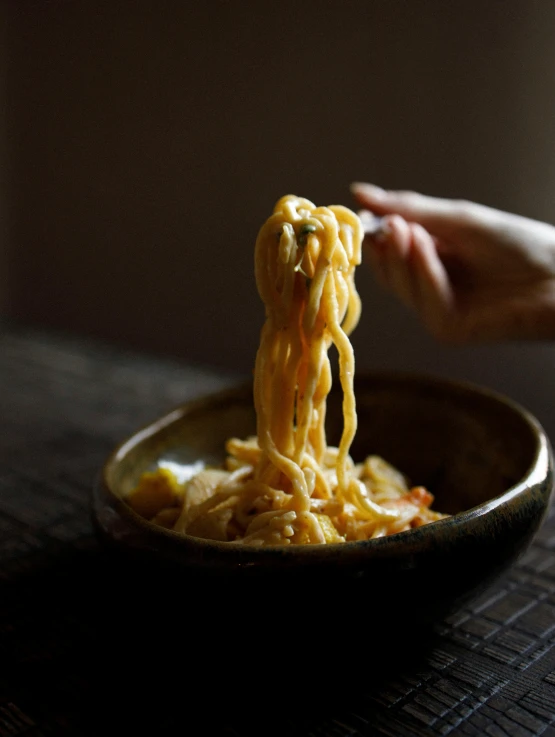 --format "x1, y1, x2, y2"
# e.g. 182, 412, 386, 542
125, 195, 447, 545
